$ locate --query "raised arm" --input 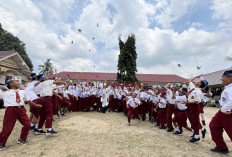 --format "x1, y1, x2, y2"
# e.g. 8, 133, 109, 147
189, 75, 201, 83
